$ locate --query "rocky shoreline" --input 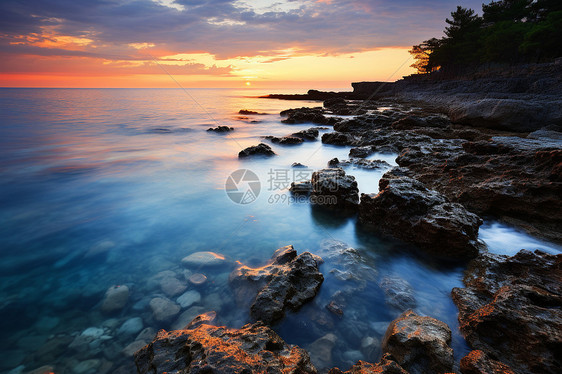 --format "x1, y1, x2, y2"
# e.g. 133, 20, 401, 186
131, 66, 560, 374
